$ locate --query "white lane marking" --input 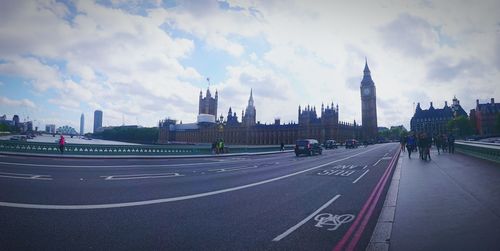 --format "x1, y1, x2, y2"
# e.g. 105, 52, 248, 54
352, 169, 370, 184
208, 166, 259, 173
101, 173, 184, 180
0, 145, 386, 210
372, 157, 392, 166
384, 152, 389, 157
272, 194, 341, 241
0, 172, 52, 180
